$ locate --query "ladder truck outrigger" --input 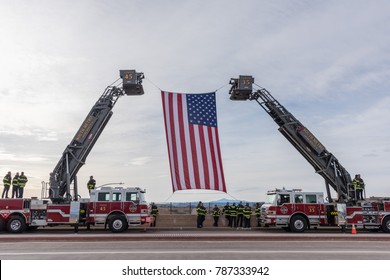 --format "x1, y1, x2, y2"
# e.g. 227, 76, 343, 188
229, 75, 390, 233
0, 70, 151, 233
